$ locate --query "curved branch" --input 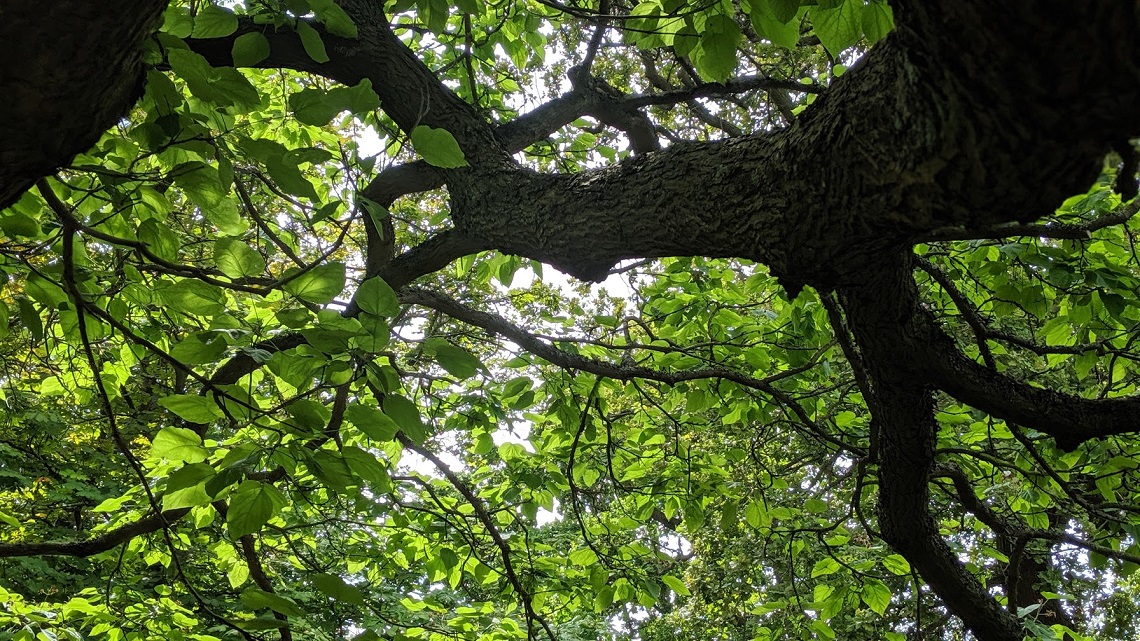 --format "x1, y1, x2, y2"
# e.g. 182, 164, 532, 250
0, 508, 189, 559
186, 17, 362, 85
399, 287, 863, 453
914, 307, 1140, 450
923, 200, 1140, 243
837, 255, 1025, 641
